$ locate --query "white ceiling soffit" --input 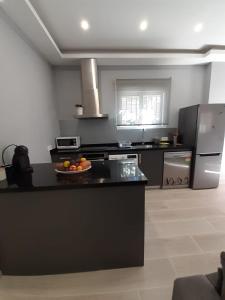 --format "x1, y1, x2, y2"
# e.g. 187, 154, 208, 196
1, 0, 225, 66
